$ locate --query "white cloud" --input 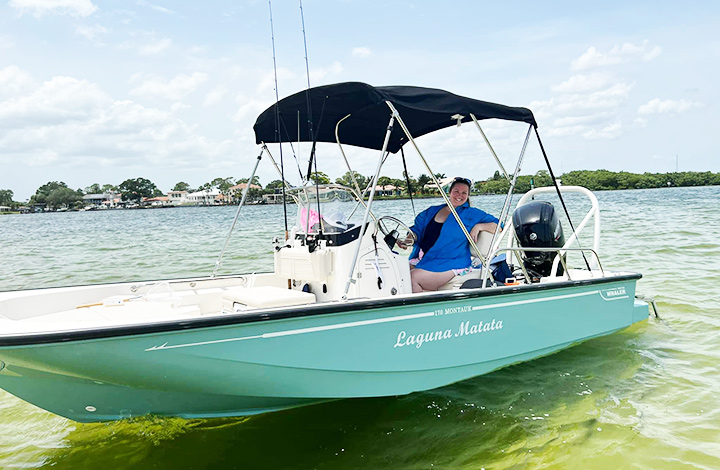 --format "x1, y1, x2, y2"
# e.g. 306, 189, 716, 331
637, 98, 704, 115
352, 47, 371, 58
129, 72, 208, 100
255, 68, 296, 96
138, 37, 172, 55
0, 75, 110, 127
582, 121, 622, 140
203, 87, 228, 107
9, 0, 98, 17
232, 94, 268, 123
572, 41, 662, 71
0, 65, 38, 99
136, 0, 174, 15
537, 82, 634, 116
0, 68, 243, 171
75, 24, 108, 42
309, 61, 343, 83
552, 73, 610, 93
